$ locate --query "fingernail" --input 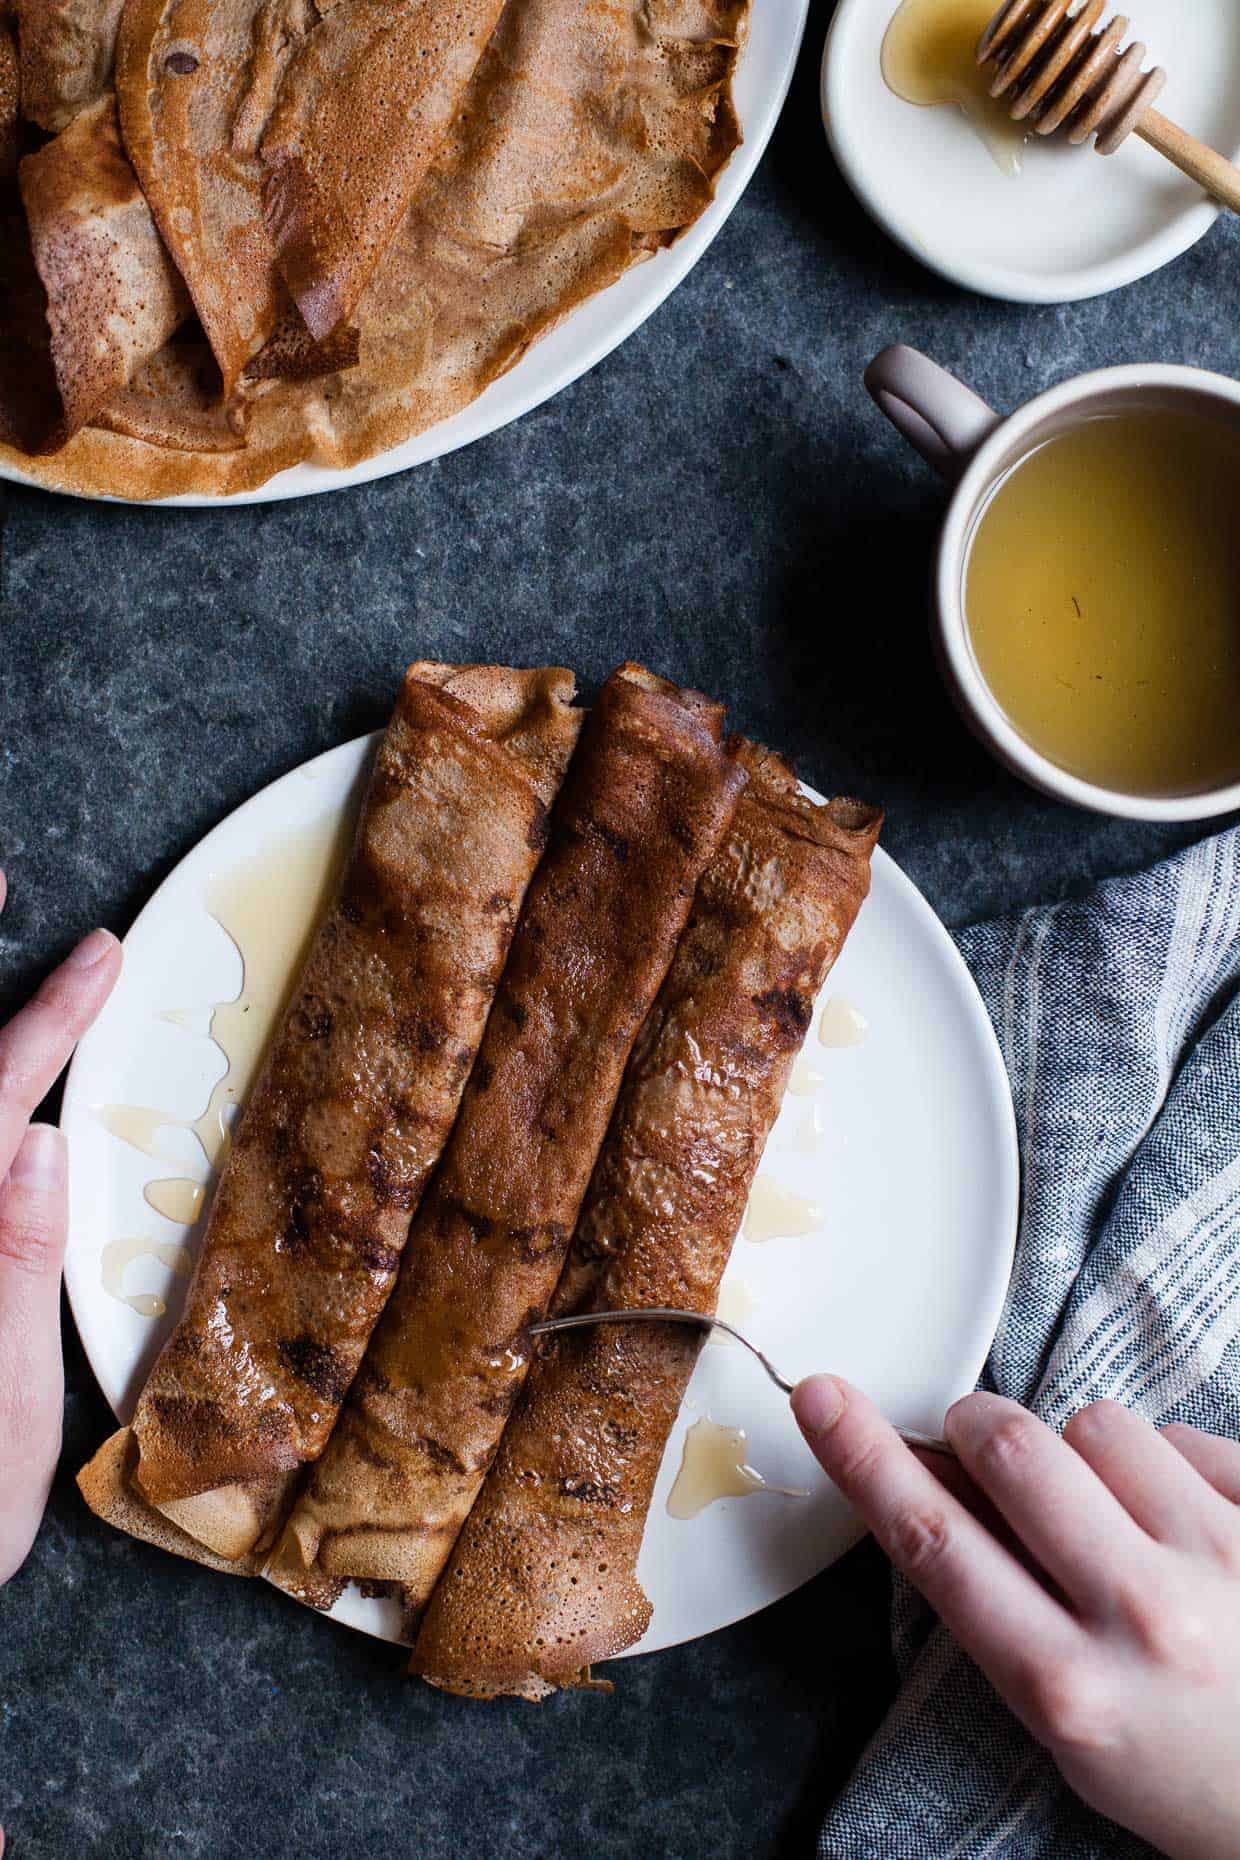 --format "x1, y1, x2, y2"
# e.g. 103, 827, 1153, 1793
792, 1374, 846, 1437
67, 927, 117, 969
11, 1124, 66, 1192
